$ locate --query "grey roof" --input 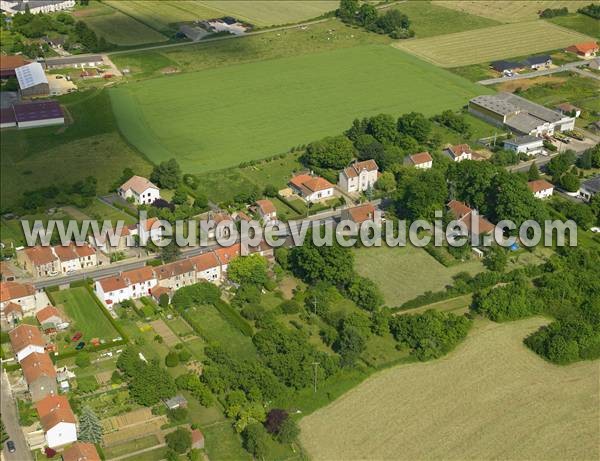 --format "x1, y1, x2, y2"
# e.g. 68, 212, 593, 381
44, 55, 103, 66
470, 93, 564, 125
581, 176, 600, 194
490, 60, 521, 72
9, 0, 69, 11
524, 55, 551, 66
503, 135, 543, 146
504, 113, 545, 134
471, 95, 520, 116
496, 93, 563, 123
164, 395, 187, 408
